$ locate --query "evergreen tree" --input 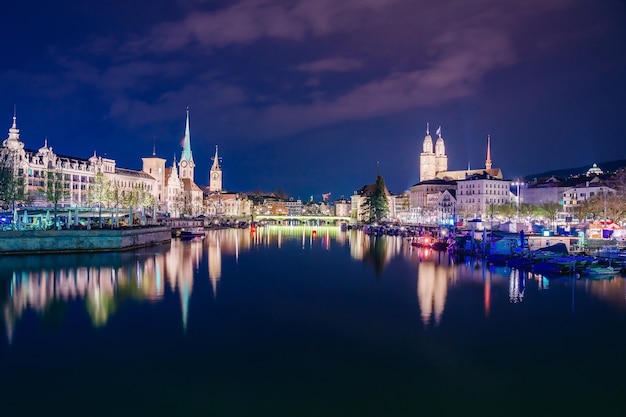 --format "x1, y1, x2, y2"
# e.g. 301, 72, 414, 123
362, 175, 389, 223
